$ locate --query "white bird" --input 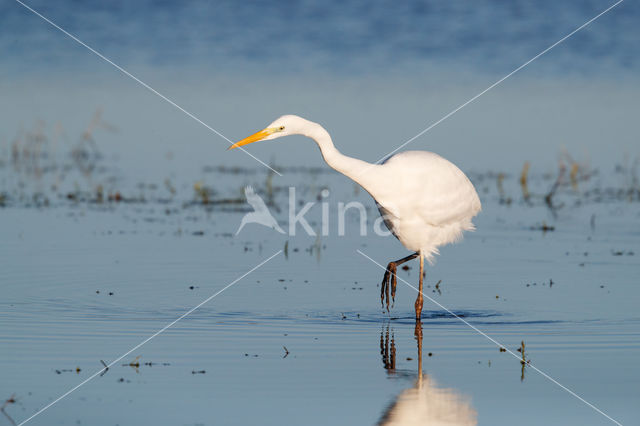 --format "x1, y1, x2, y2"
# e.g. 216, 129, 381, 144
229, 115, 481, 319
236, 186, 285, 235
